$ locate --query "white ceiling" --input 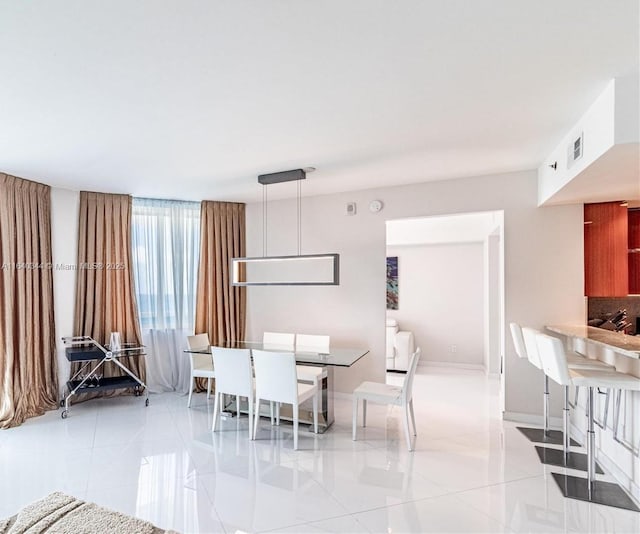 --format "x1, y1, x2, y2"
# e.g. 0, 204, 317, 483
0, 1, 638, 202
387, 211, 502, 247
